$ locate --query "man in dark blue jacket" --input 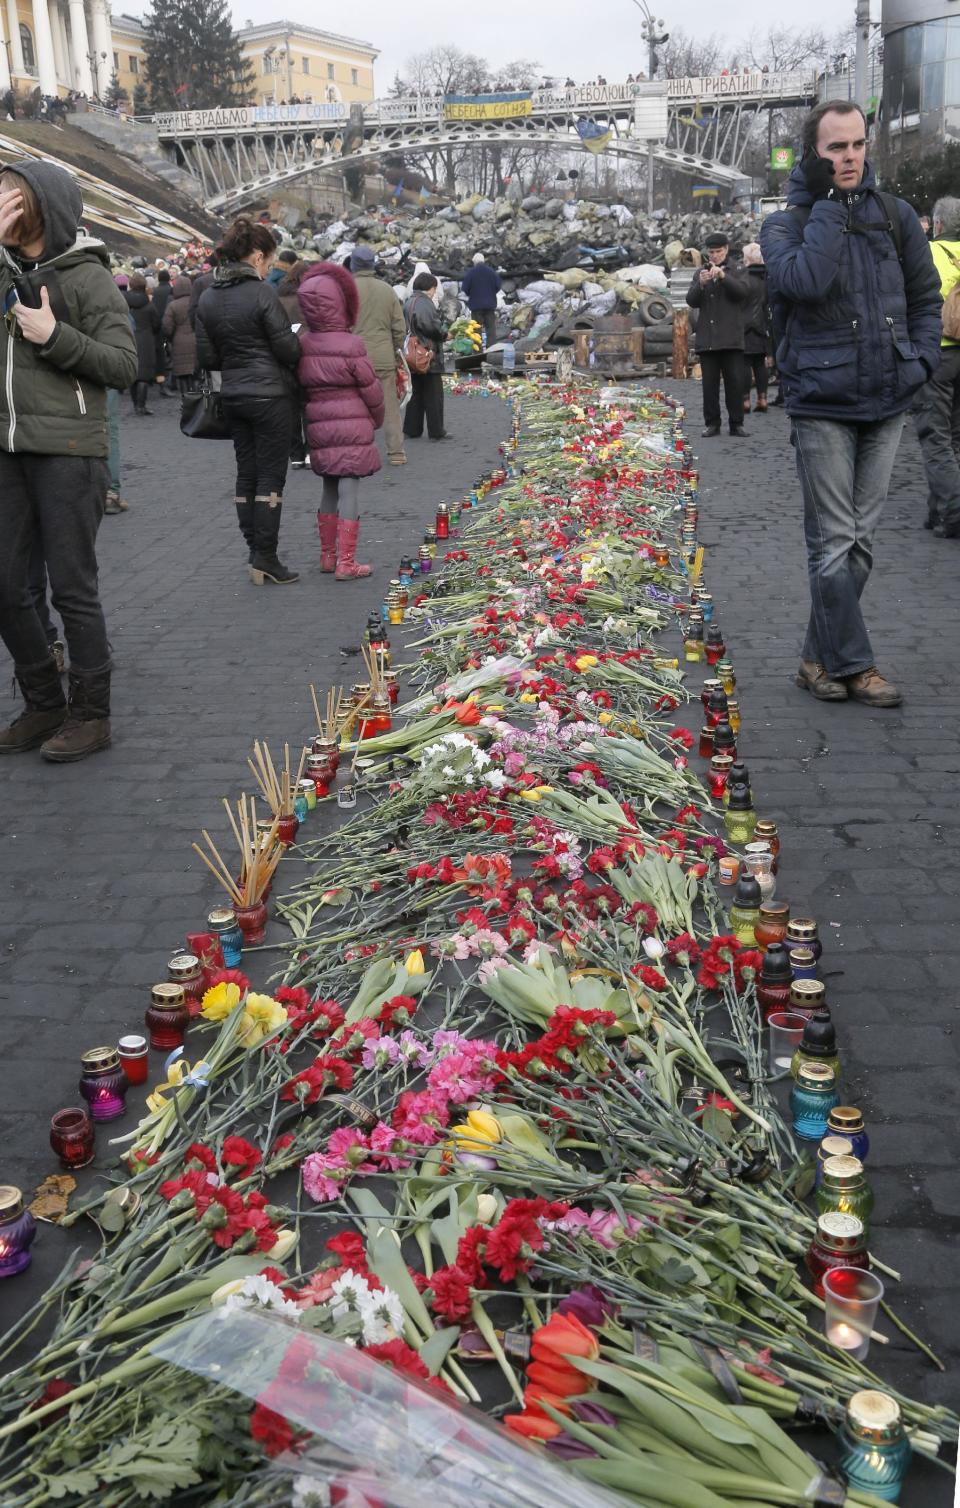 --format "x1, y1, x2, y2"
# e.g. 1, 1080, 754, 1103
461, 253, 501, 347
761, 101, 941, 708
